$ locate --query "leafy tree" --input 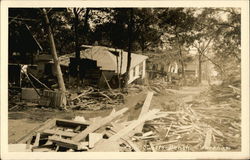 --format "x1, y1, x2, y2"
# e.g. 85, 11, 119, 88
211, 8, 241, 85
157, 8, 197, 80
192, 8, 241, 84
